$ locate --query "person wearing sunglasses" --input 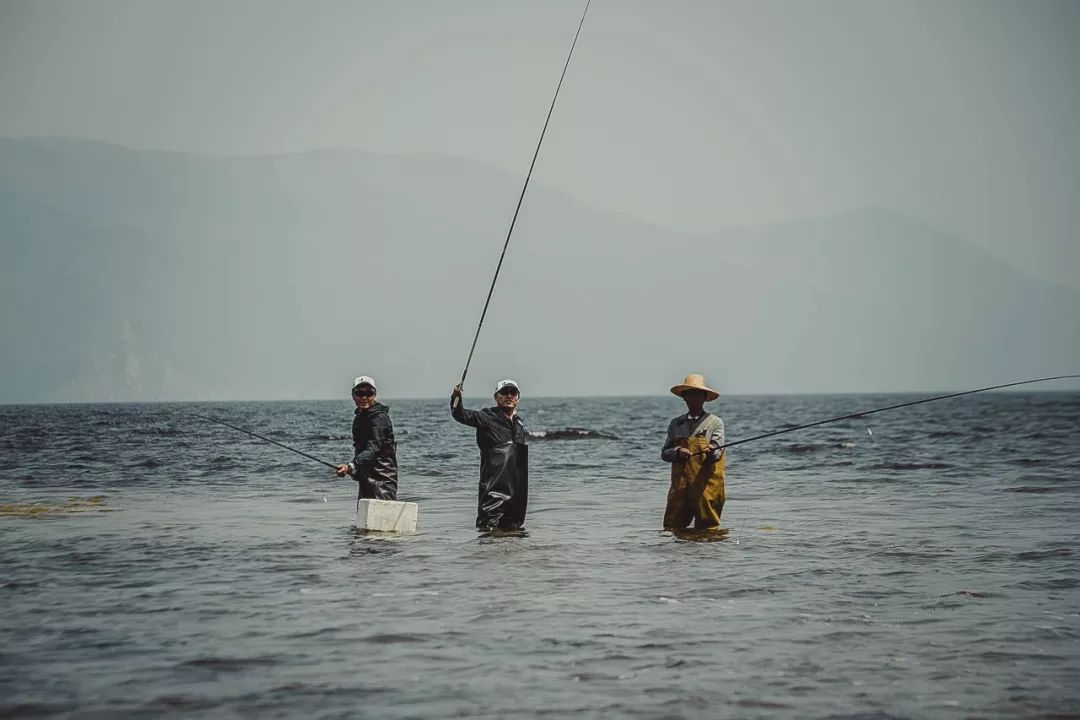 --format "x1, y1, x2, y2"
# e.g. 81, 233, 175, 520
450, 378, 529, 530
335, 376, 398, 501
